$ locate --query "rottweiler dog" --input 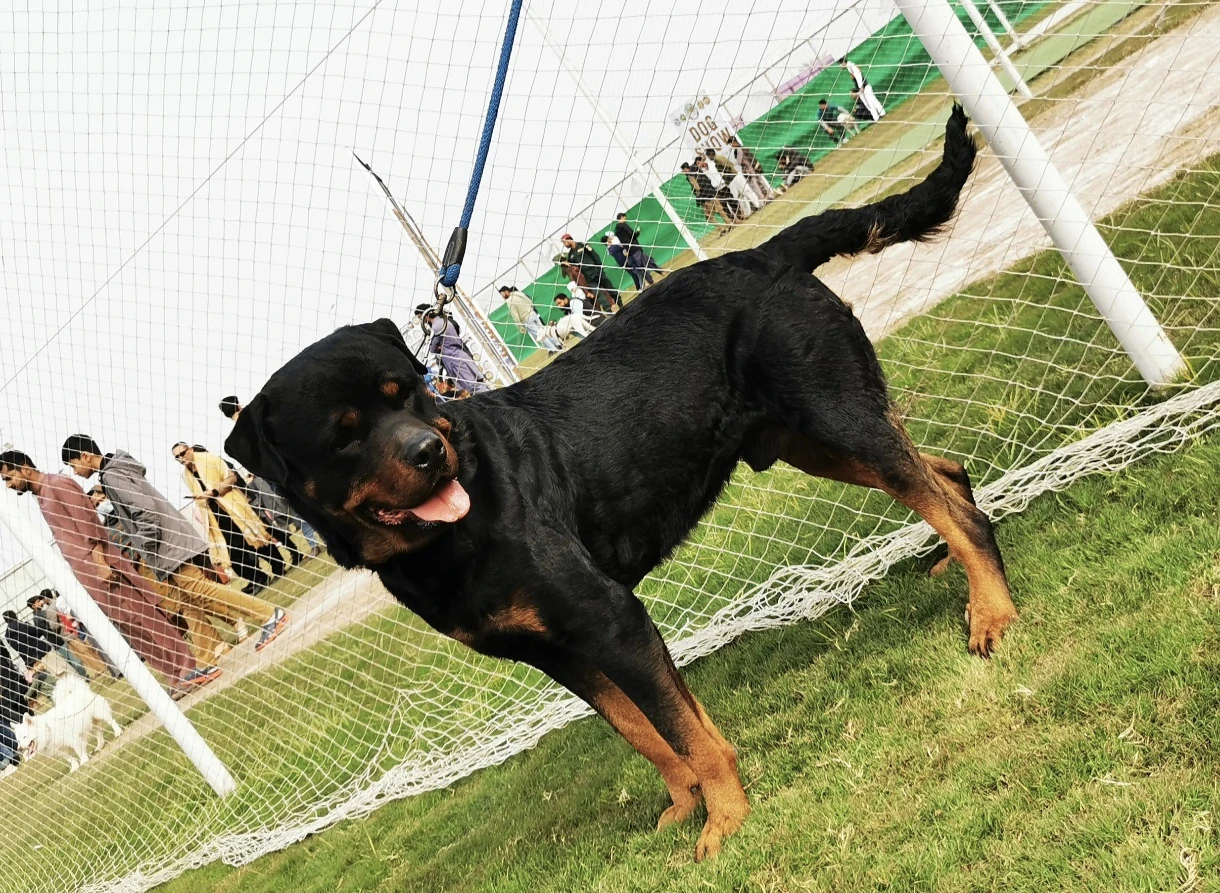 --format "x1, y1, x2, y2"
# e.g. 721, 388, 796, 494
227, 107, 1016, 860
